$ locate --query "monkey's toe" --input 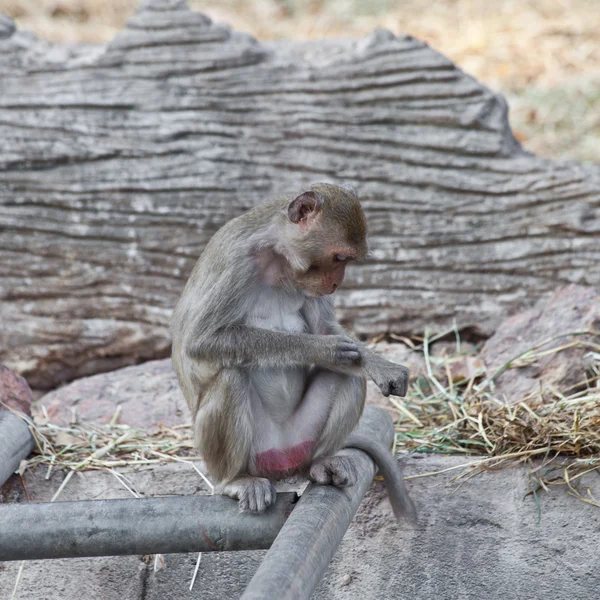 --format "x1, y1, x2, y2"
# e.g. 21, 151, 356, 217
309, 462, 332, 485
238, 477, 275, 513
309, 456, 358, 488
